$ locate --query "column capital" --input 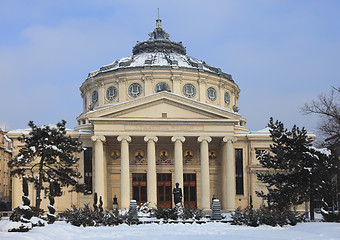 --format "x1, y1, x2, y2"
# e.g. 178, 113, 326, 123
117, 135, 131, 142
91, 135, 106, 142
222, 136, 237, 143
197, 136, 212, 143
144, 136, 158, 143
171, 136, 185, 143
